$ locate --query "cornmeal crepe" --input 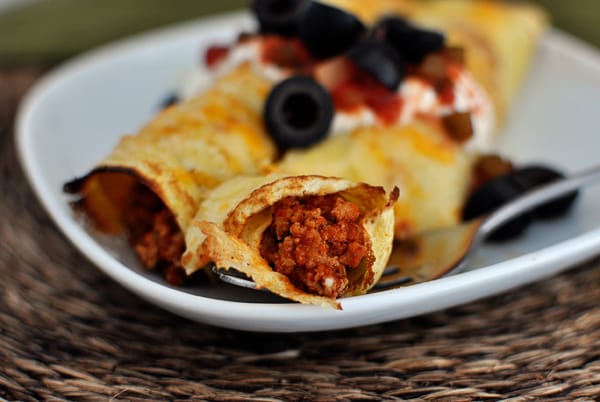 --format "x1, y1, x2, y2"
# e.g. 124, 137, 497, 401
183, 175, 398, 308
64, 63, 276, 282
